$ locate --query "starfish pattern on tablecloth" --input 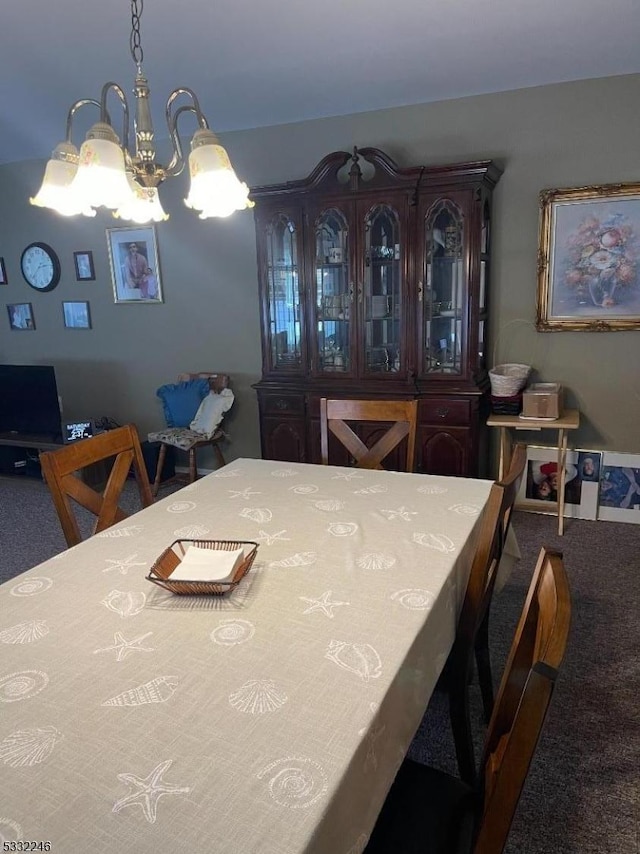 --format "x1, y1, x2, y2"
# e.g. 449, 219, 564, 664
331, 472, 363, 480
103, 554, 146, 575
228, 487, 262, 499
112, 759, 191, 823
300, 591, 349, 618
94, 631, 154, 662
